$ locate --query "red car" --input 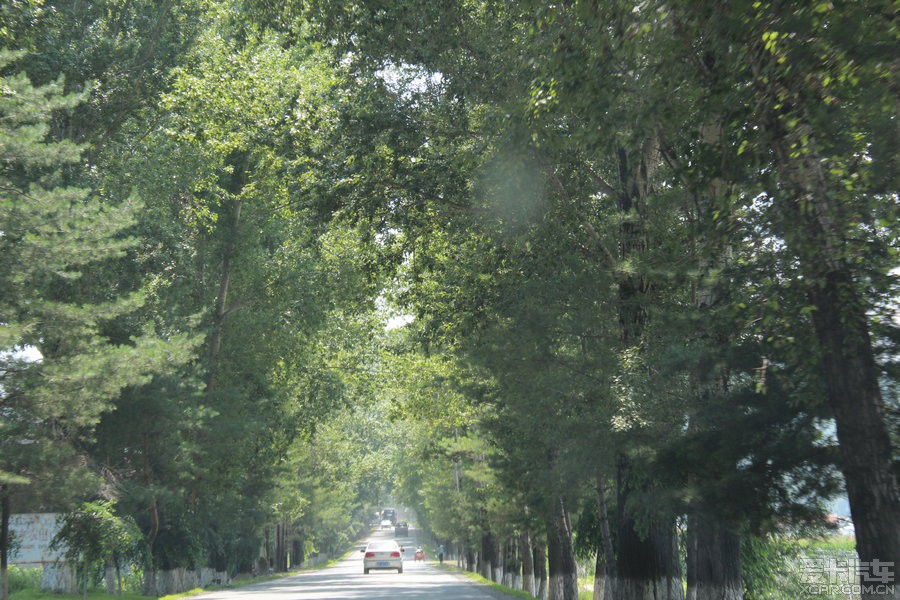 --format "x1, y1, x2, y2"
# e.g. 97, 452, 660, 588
414, 547, 425, 562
